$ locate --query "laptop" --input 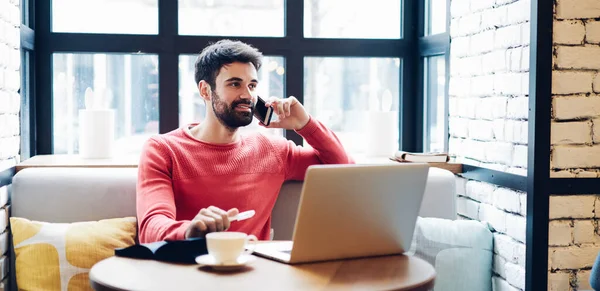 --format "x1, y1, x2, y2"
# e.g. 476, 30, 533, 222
252, 162, 430, 264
